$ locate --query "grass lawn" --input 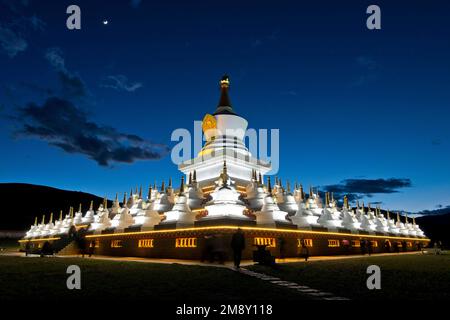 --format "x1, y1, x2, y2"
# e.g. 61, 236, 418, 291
0, 255, 306, 301
249, 253, 450, 300
0, 239, 20, 252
